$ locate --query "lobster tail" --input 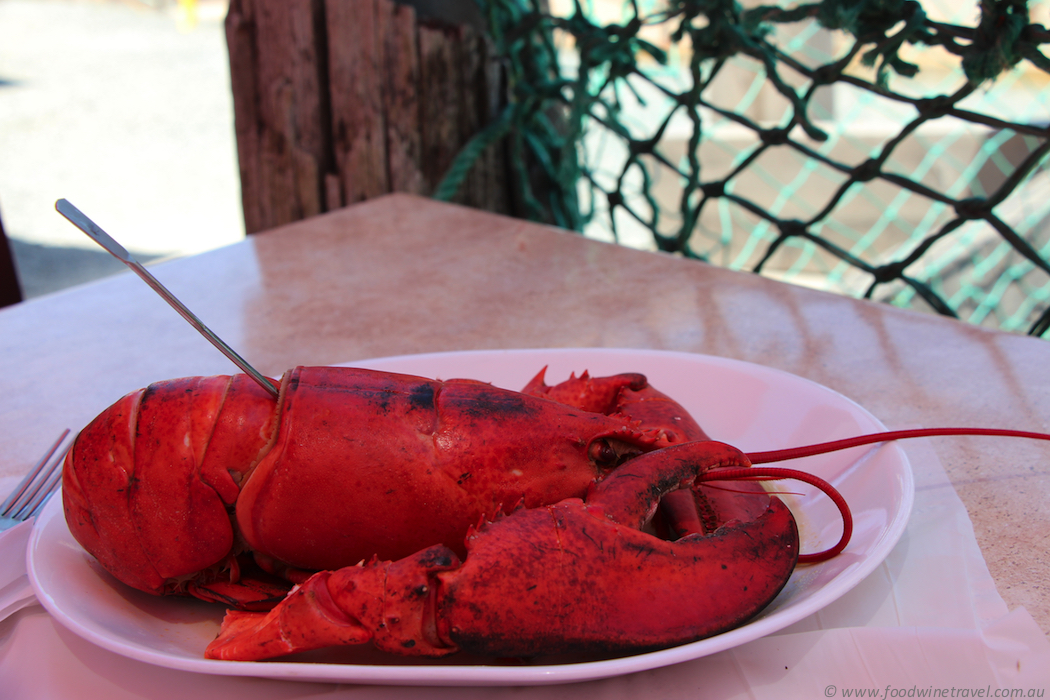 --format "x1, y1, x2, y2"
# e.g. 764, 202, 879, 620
62, 374, 279, 596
